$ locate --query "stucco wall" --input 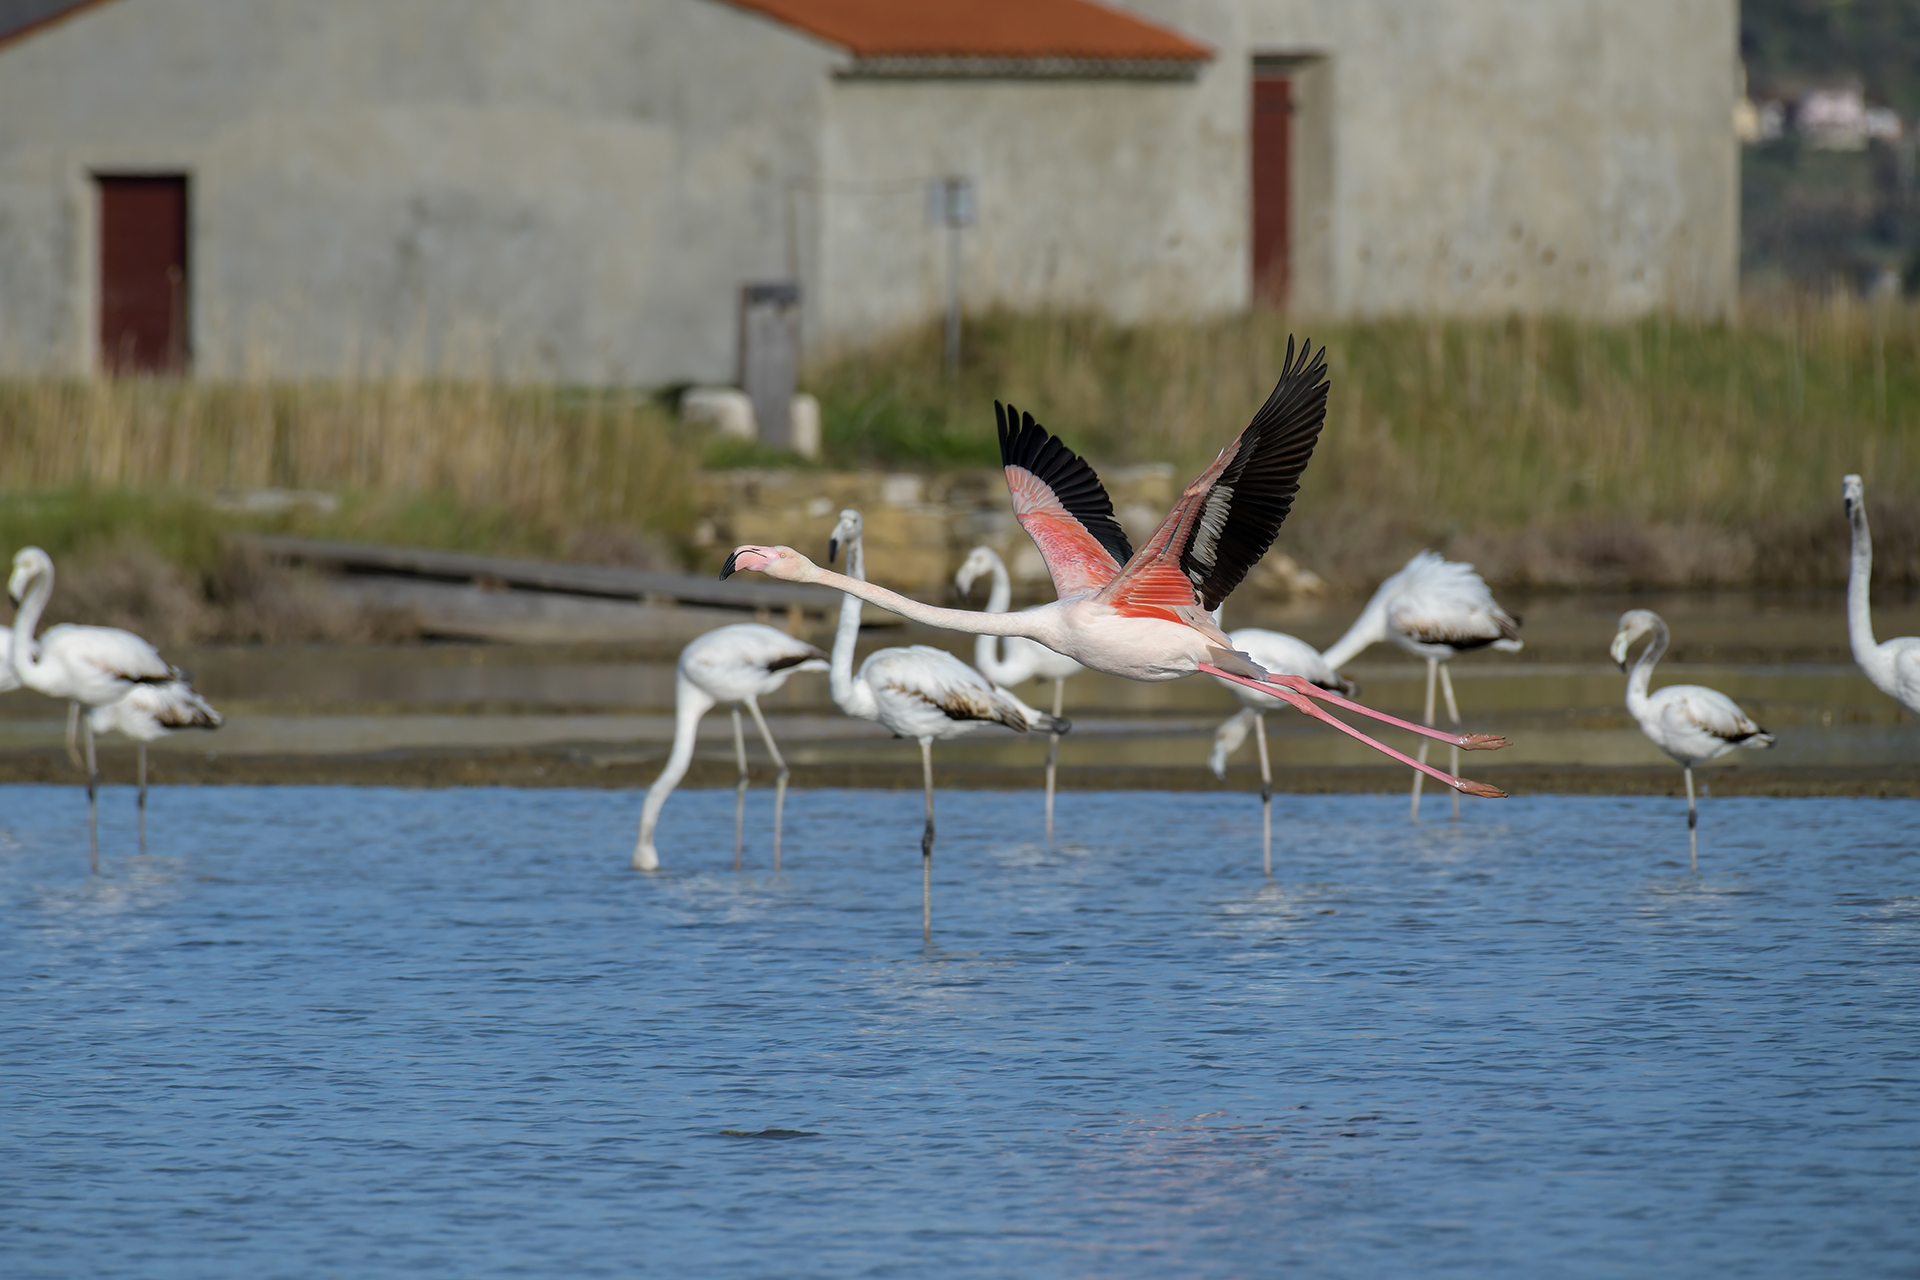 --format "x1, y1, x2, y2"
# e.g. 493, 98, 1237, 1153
1133, 0, 1739, 319
815, 71, 1240, 346
0, 0, 1739, 383
0, 0, 835, 380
